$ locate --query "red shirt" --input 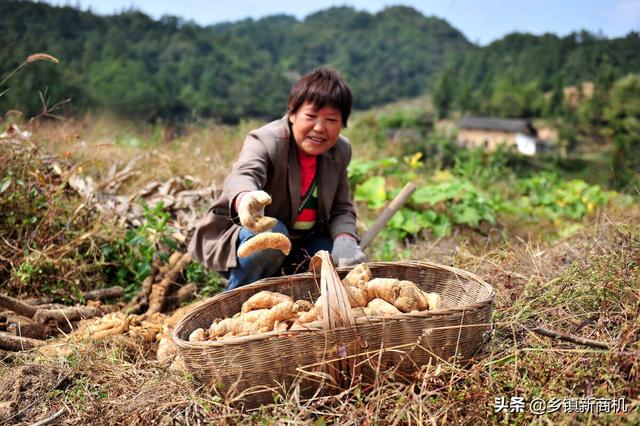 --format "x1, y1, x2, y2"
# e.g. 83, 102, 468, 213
293, 148, 318, 231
